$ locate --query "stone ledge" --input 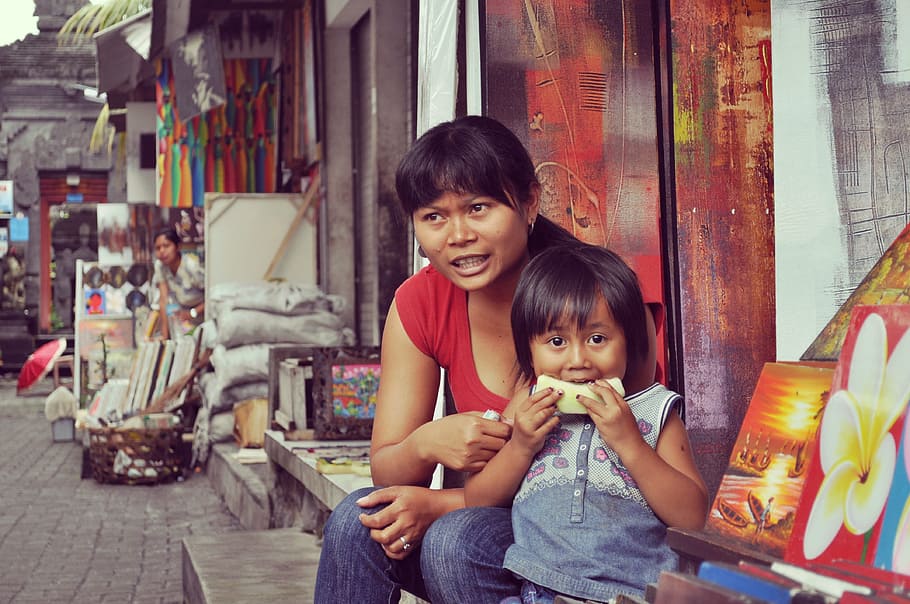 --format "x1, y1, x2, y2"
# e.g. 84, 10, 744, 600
263, 430, 371, 511
207, 441, 271, 530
